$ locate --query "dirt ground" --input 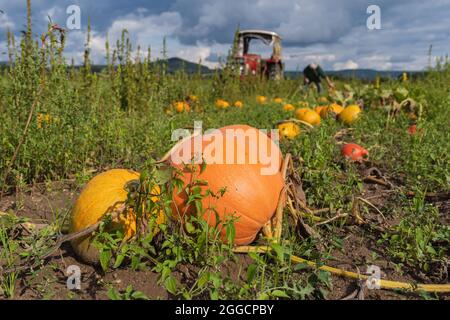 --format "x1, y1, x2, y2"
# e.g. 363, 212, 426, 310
1, 180, 448, 300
